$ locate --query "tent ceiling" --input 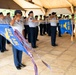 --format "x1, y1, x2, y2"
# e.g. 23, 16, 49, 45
68, 0, 76, 6
0, 0, 24, 10
33, 0, 70, 8
13, 0, 41, 9
32, 0, 76, 8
